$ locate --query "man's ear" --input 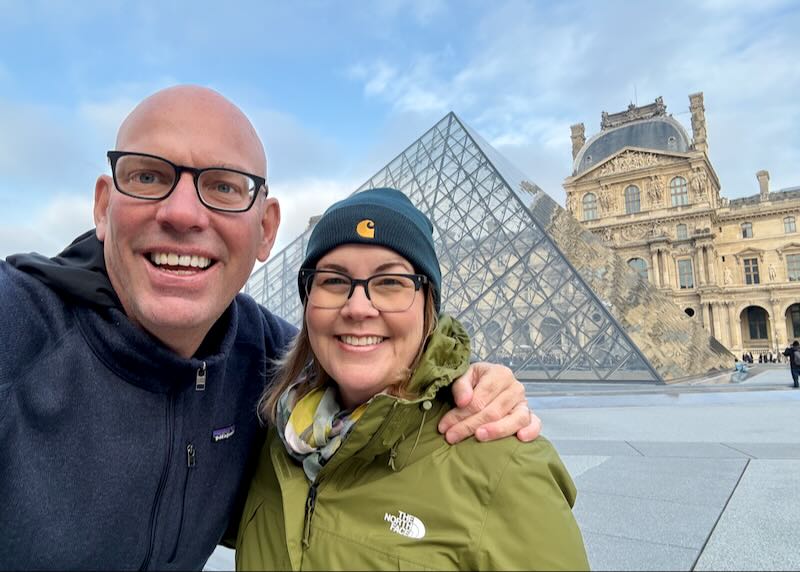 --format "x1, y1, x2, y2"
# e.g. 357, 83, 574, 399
256, 197, 281, 262
94, 175, 113, 241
